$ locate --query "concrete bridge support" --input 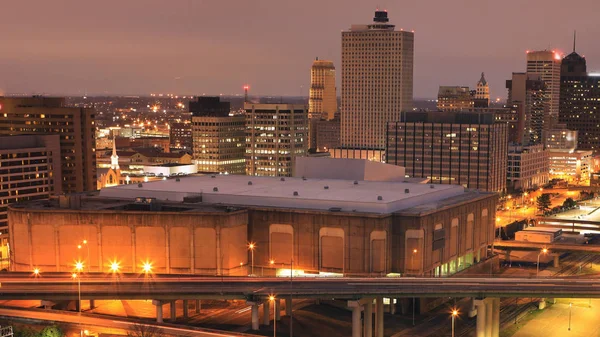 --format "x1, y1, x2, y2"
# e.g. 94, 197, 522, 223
285, 297, 292, 315
474, 298, 500, 337
183, 299, 189, 318
170, 301, 177, 321
89, 299, 96, 309
248, 301, 259, 330
275, 299, 281, 321
152, 300, 163, 323
375, 297, 384, 337
348, 301, 362, 337
195, 299, 201, 314
364, 299, 373, 337
262, 300, 270, 326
